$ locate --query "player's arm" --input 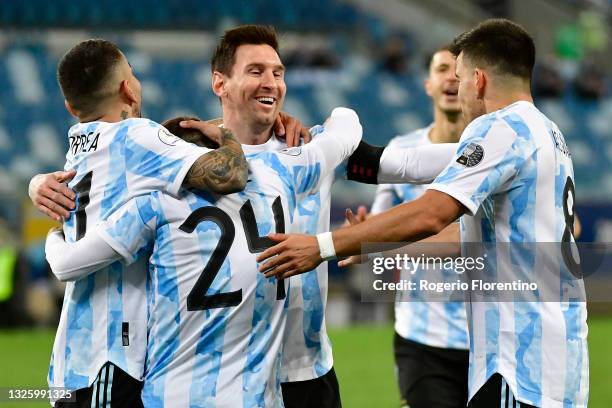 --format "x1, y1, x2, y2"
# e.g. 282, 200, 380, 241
180, 121, 248, 194
303, 107, 363, 179
346, 142, 458, 184
339, 186, 461, 267
257, 190, 465, 277
45, 196, 155, 281
45, 228, 123, 281
257, 118, 523, 278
